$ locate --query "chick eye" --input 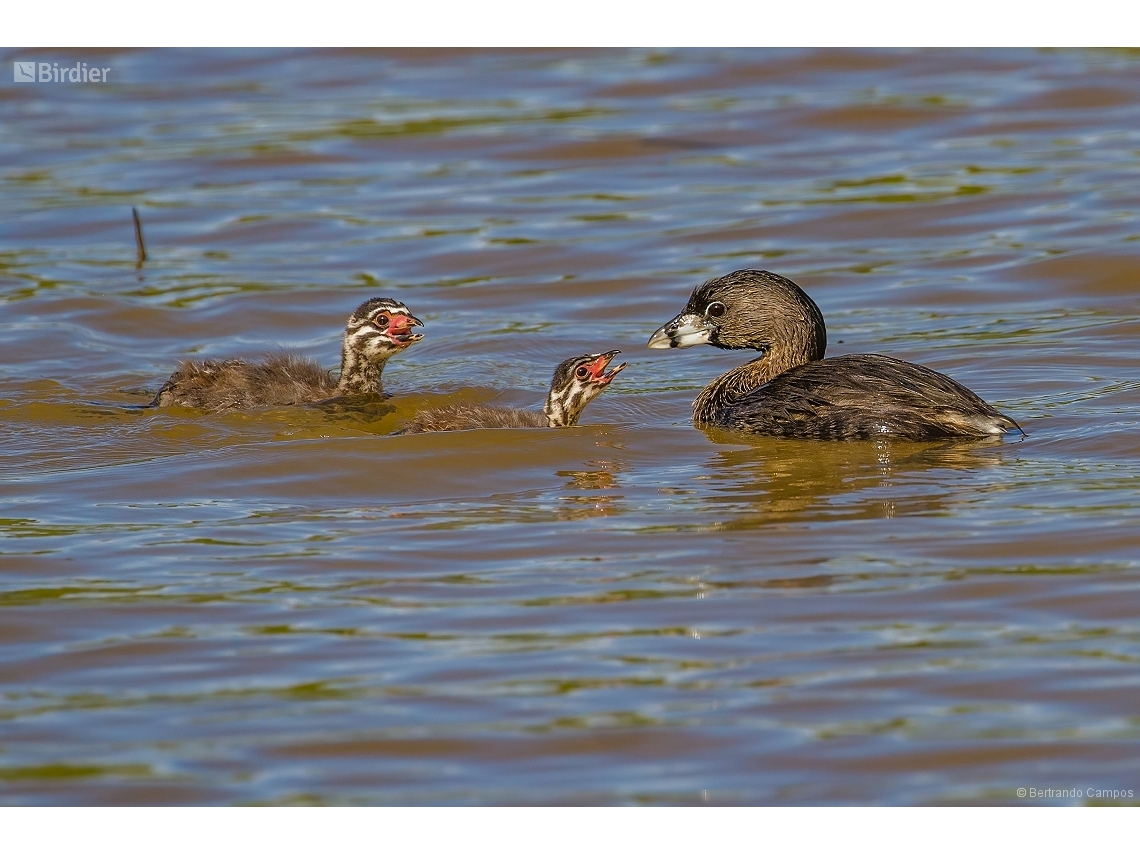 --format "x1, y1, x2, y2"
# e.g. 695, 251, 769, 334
373, 313, 390, 328
575, 366, 590, 379
706, 301, 726, 318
